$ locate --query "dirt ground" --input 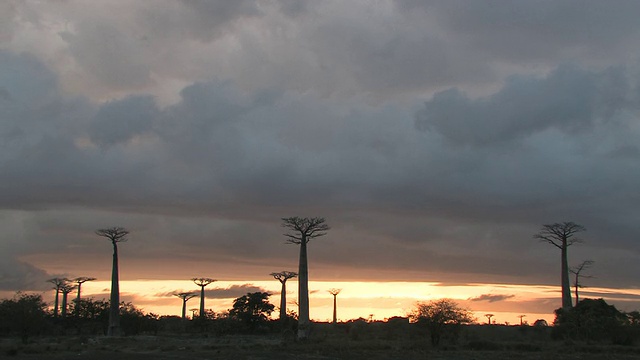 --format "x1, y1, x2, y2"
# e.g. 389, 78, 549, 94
4, 335, 640, 360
